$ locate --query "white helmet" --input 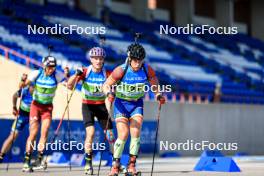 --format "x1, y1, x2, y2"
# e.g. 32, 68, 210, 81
88, 47, 106, 59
